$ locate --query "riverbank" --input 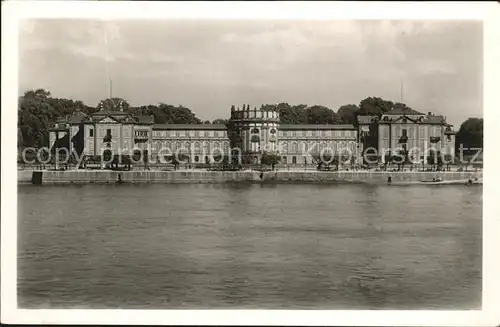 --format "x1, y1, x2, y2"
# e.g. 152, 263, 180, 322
18, 169, 483, 185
